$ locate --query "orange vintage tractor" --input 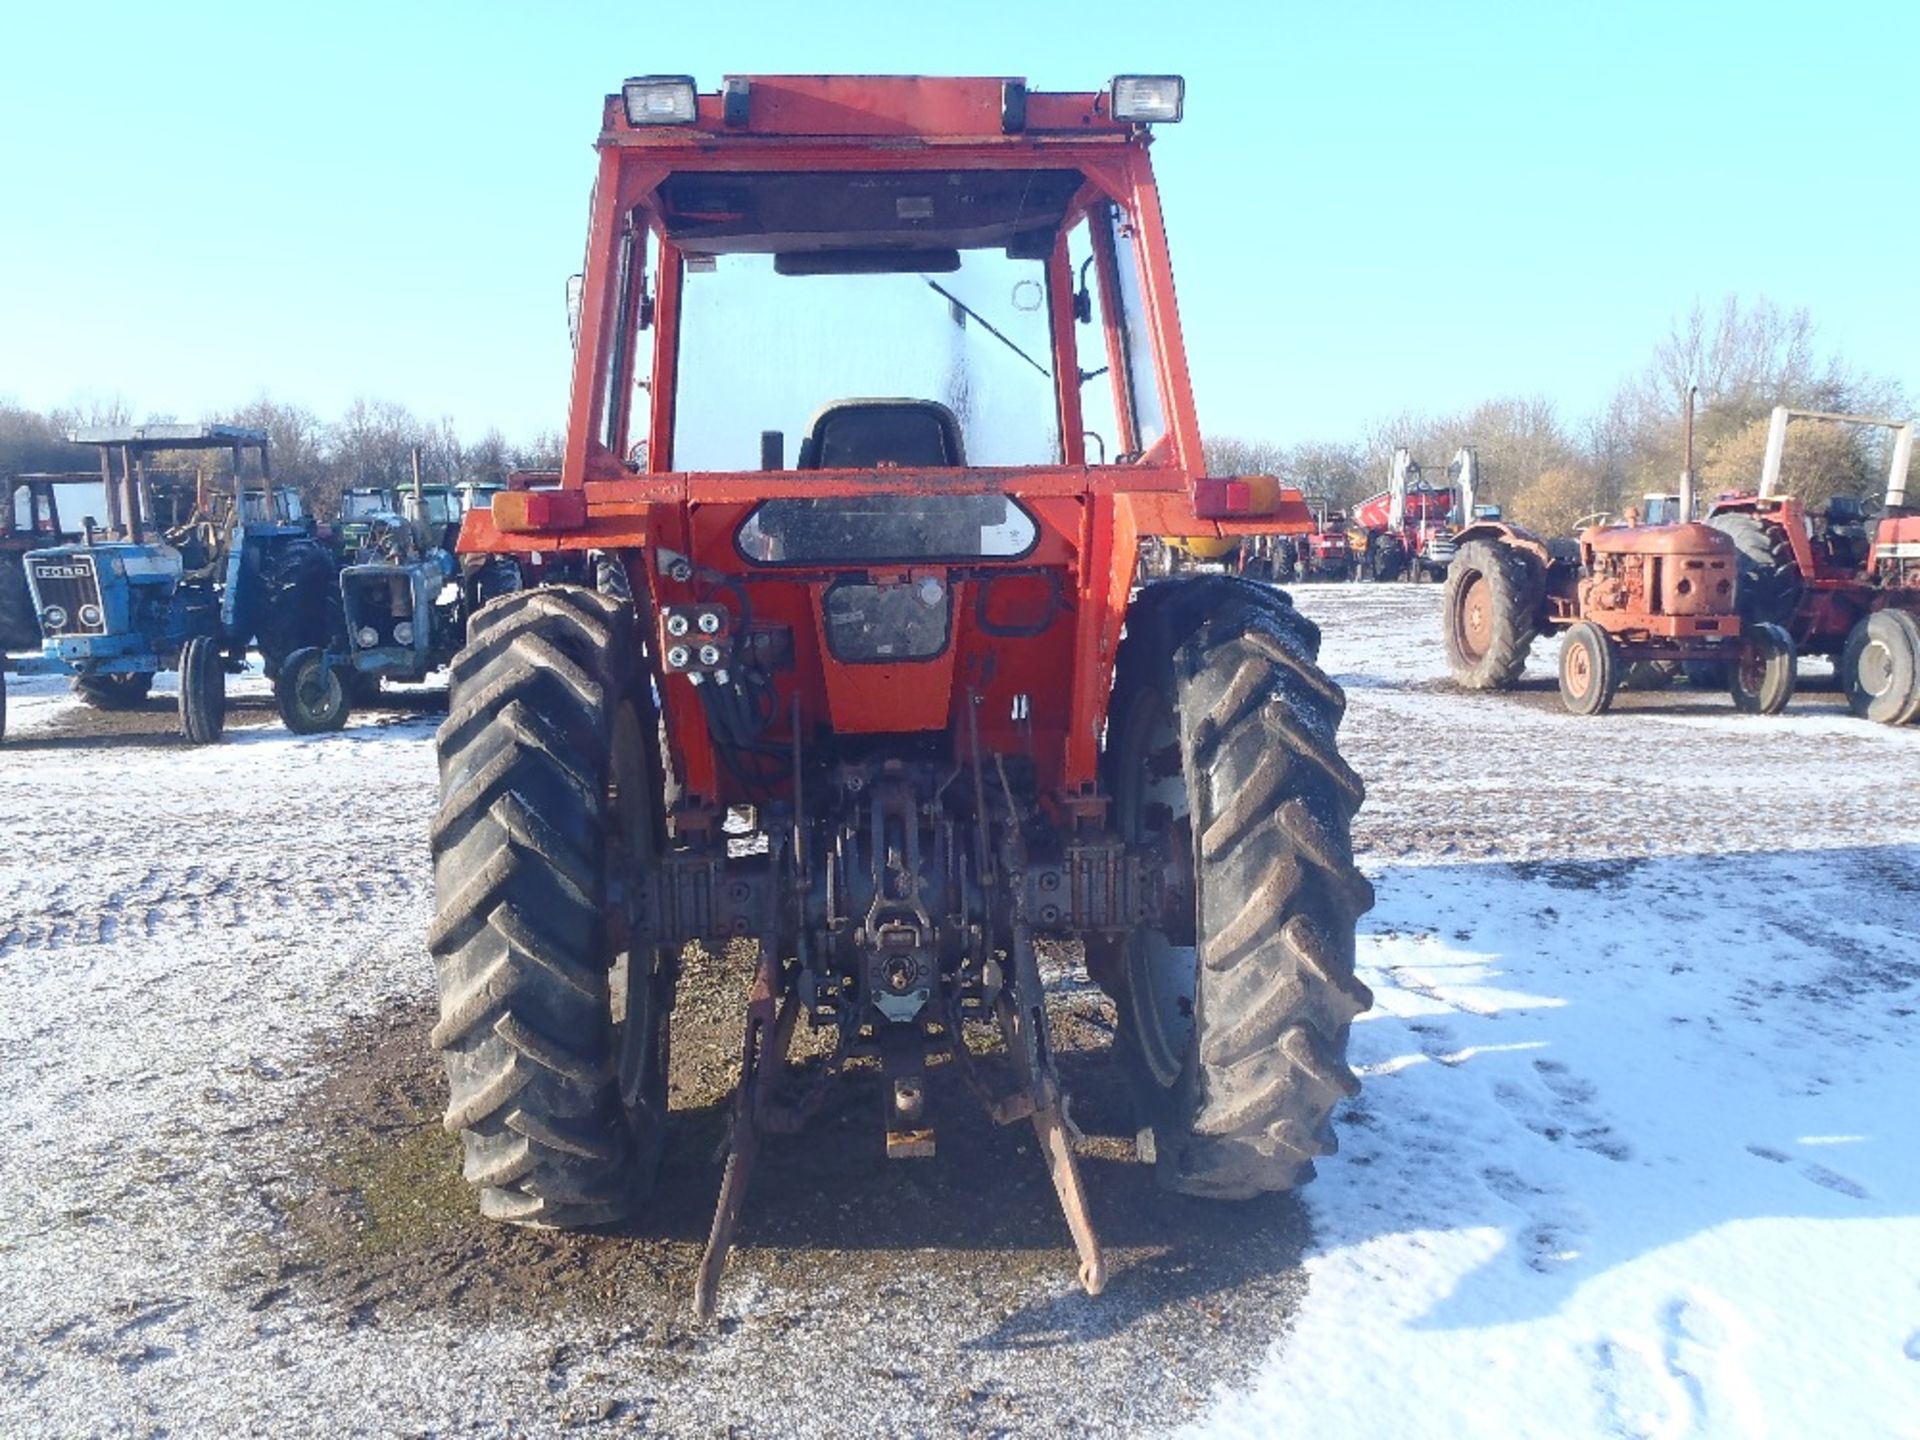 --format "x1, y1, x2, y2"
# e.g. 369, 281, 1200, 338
1442, 466, 1794, 715
1705, 406, 1920, 724
436, 74, 1373, 1317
